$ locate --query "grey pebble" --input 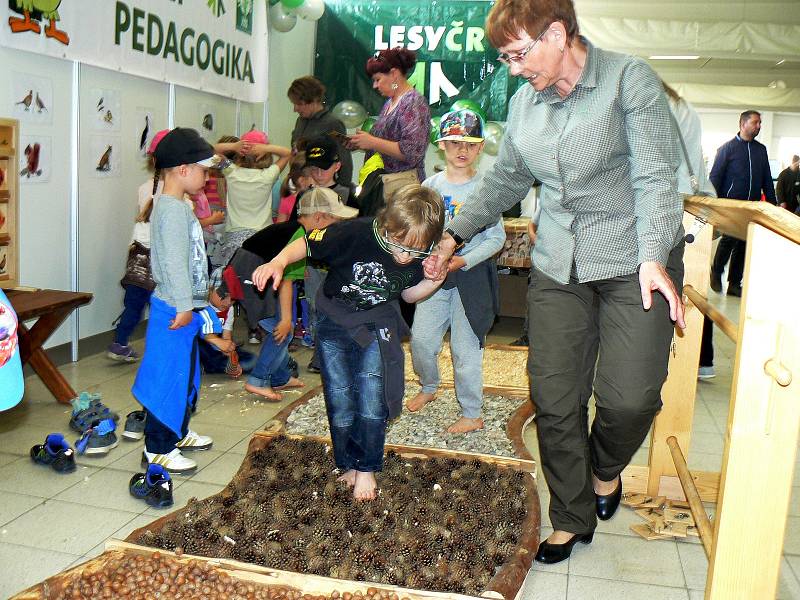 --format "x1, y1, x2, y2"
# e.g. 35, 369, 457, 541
285, 384, 526, 457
